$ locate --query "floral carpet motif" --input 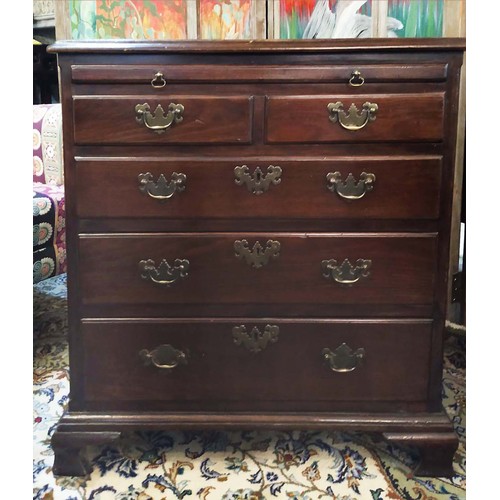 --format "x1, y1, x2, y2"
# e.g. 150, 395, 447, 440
34, 275, 465, 500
